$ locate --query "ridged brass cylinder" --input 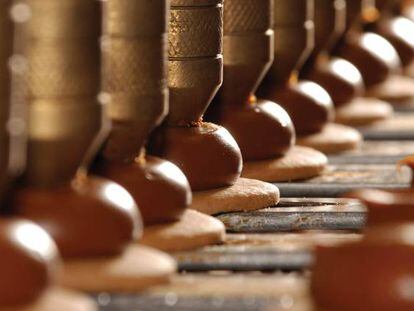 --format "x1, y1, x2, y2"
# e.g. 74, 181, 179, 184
216, 0, 274, 106
26, 42, 100, 99
21, 0, 102, 186
101, 0, 168, 162
314, 0, 346, 55
21, 0, 100, 39
268, 0, 315, 84
167, 0, 223, 125
0, 0, 13, 198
